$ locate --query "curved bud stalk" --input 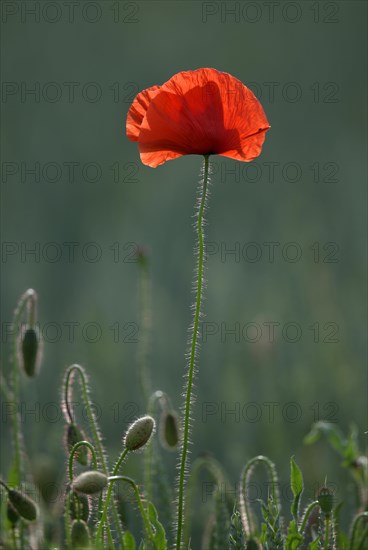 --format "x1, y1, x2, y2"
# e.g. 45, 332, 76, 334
62, 364, 123, 545
65, 424, 90, 466
239, 455, 280, 540
183, 455, 232, 548
299, 500, 320, 539
96, 415, 155, 543
68, 441, 97, 481
106, 476, 159, 547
